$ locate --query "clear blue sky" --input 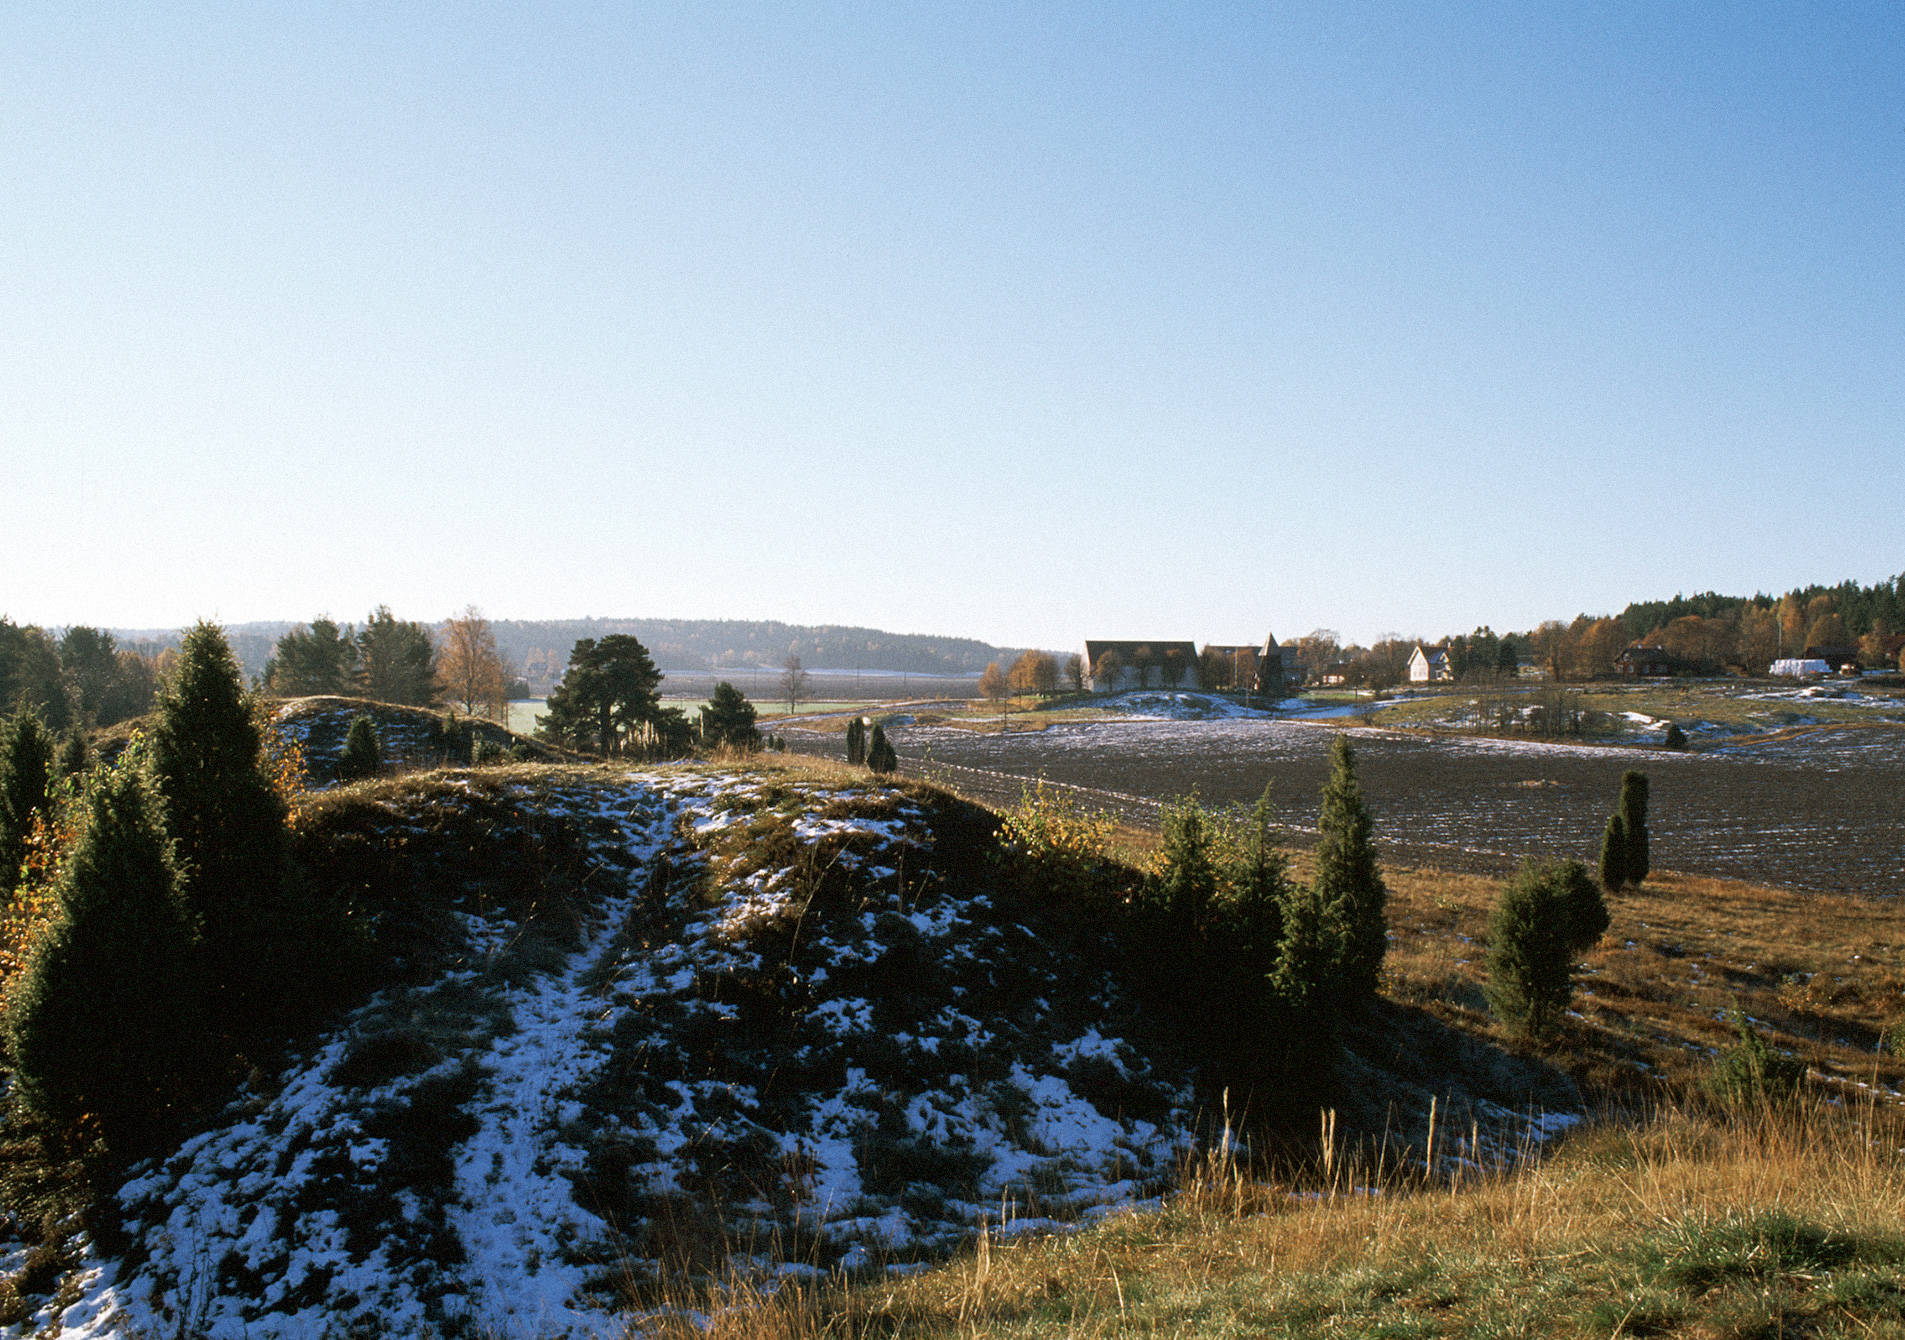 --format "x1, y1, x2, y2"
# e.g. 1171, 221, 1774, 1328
4, 3, 1899, 649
